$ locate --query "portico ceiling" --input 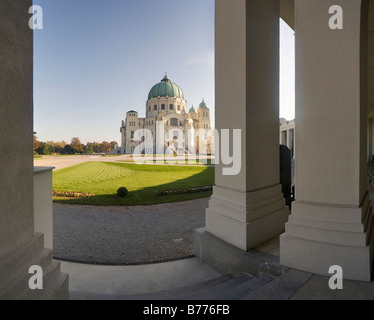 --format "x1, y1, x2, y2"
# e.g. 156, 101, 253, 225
280, 0, 294, 29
